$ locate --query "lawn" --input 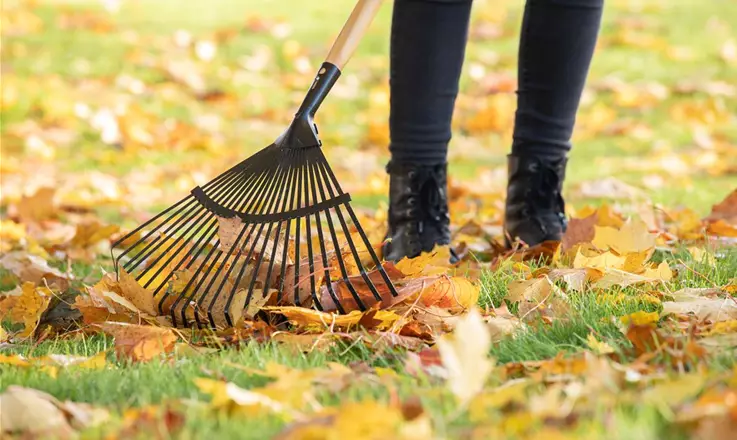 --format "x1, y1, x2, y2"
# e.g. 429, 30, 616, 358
1, 0, 737, 439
